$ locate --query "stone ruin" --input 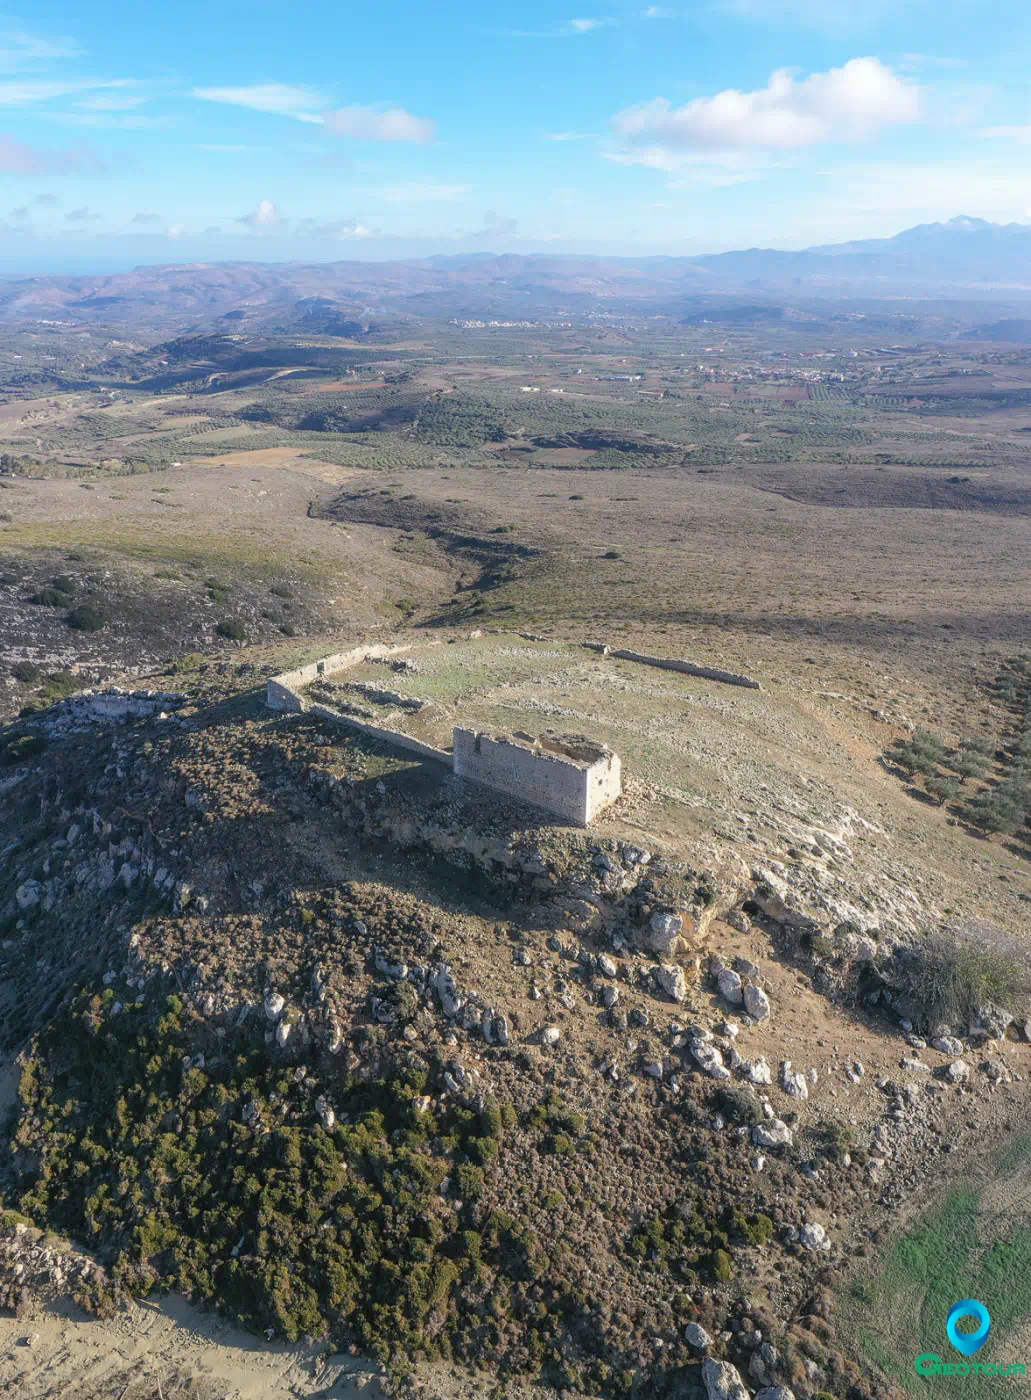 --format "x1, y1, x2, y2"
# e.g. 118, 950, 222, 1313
266, 644, 622, 826
453, 727, 621, 826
